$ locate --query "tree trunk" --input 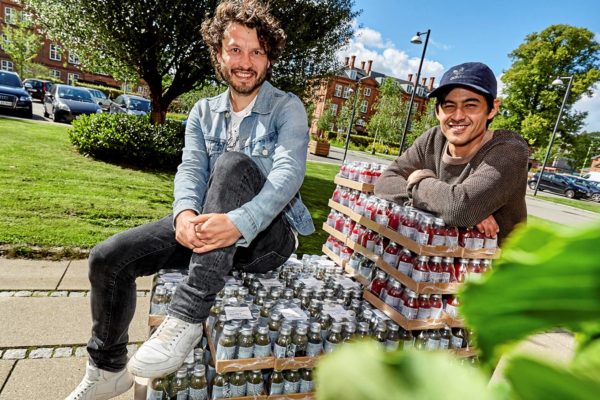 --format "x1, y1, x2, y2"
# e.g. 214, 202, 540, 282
149, 94, 167, 125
